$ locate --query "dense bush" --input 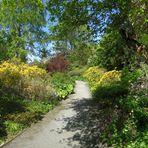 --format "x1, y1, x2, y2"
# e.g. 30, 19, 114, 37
0, 59, 76, 145
87, 30, 144, 71
47, 54, 69, 73
101, 66, 148, 147
84, 66, 148, 147
0, 59, 55, 101
68, 66, 88, 81
69, 66, 88, 77
83, 66, 106, 90
93, 70, 128, 99
83, 67, 126, 99
0, 58, 75, 101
